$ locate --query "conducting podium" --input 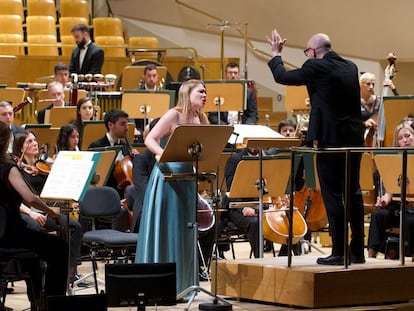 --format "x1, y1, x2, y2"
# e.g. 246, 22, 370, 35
159, 124, 233, 311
